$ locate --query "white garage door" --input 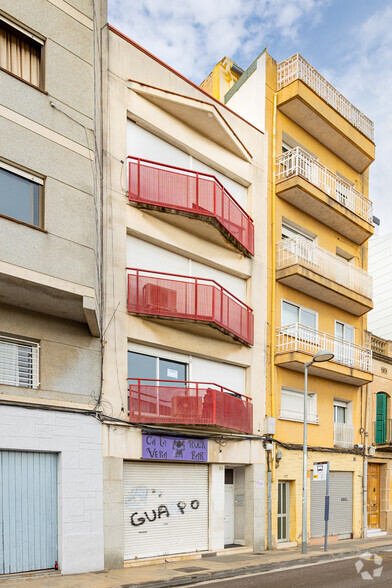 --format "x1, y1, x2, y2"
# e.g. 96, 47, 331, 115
124, 462, 209, 560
